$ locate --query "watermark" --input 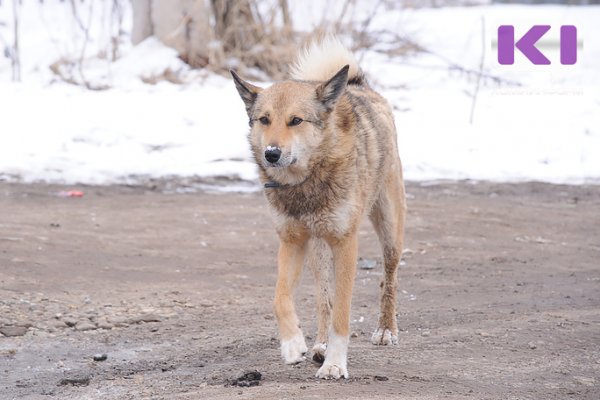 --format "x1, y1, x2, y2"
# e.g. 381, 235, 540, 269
497, 25, 578, 65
